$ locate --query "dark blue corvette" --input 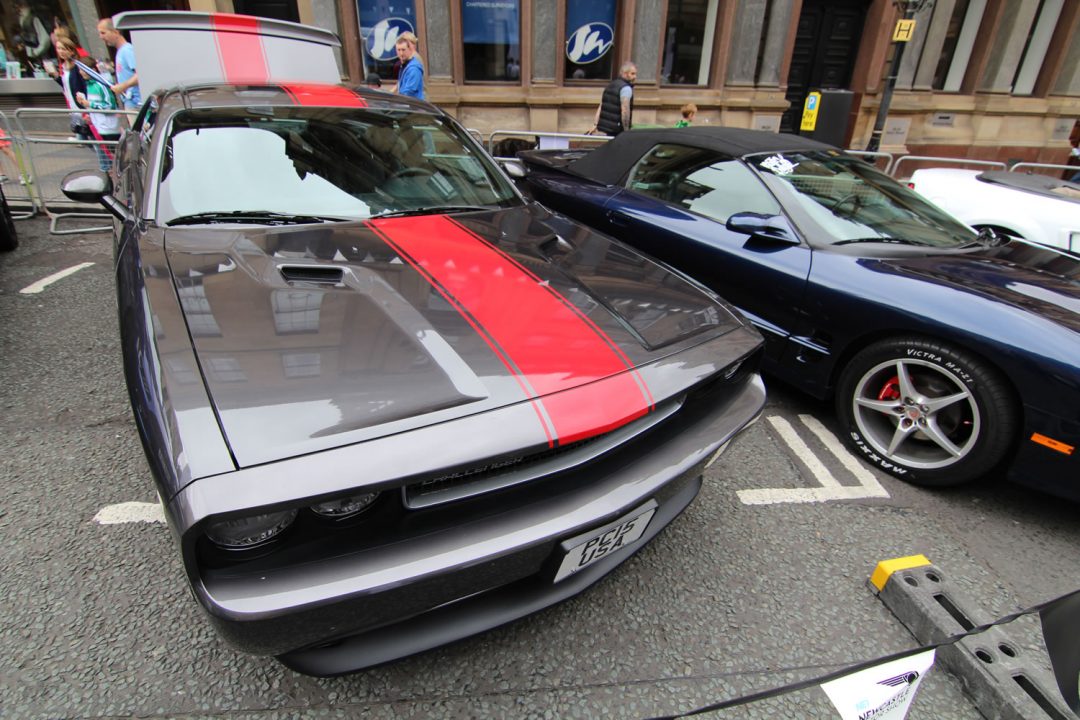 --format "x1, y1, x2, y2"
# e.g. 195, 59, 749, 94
519, 127, 1080, 500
